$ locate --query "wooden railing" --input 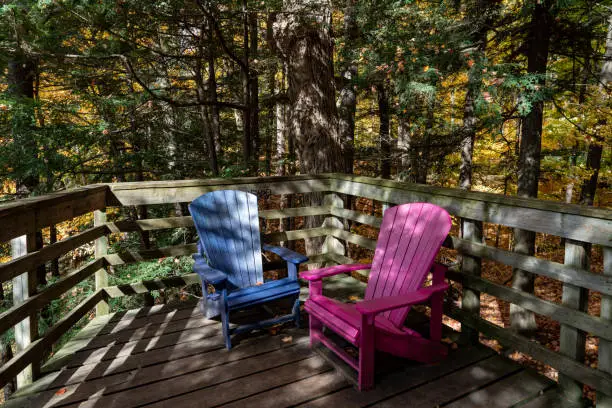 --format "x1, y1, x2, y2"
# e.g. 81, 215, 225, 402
0, 174, 610, 406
